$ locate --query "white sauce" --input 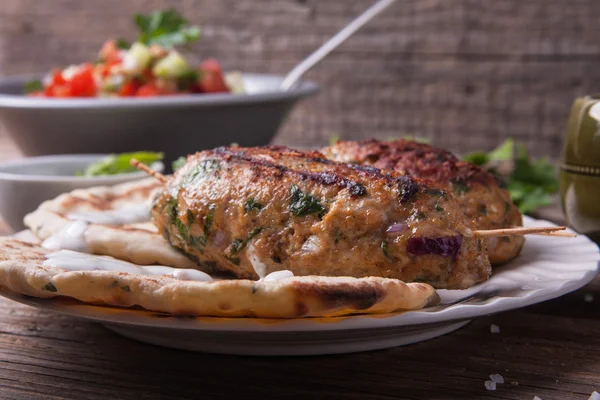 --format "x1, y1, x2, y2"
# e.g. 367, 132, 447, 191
144, 266, 213, 282
263, 270, 294, 282
68, 204, 151, 225
246, 243, 267, 279
44, 250, 148, 274
43, 250, 213, 282
41, 220, 90, 252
